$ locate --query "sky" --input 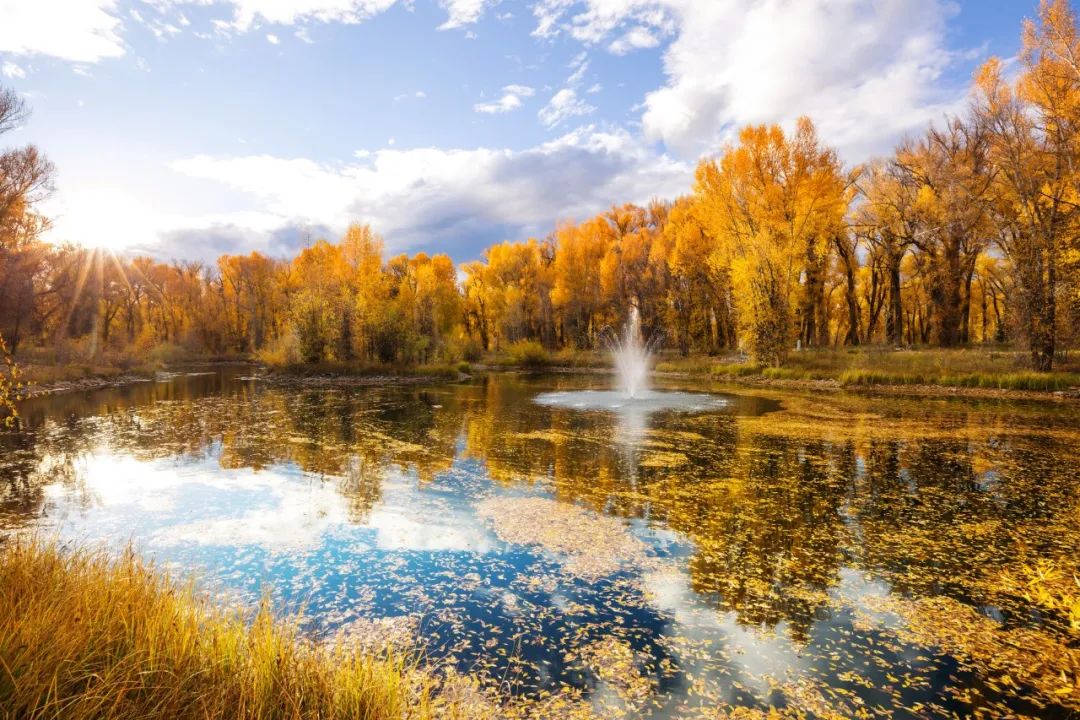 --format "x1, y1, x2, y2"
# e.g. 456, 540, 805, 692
0, 0, 1034, 263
